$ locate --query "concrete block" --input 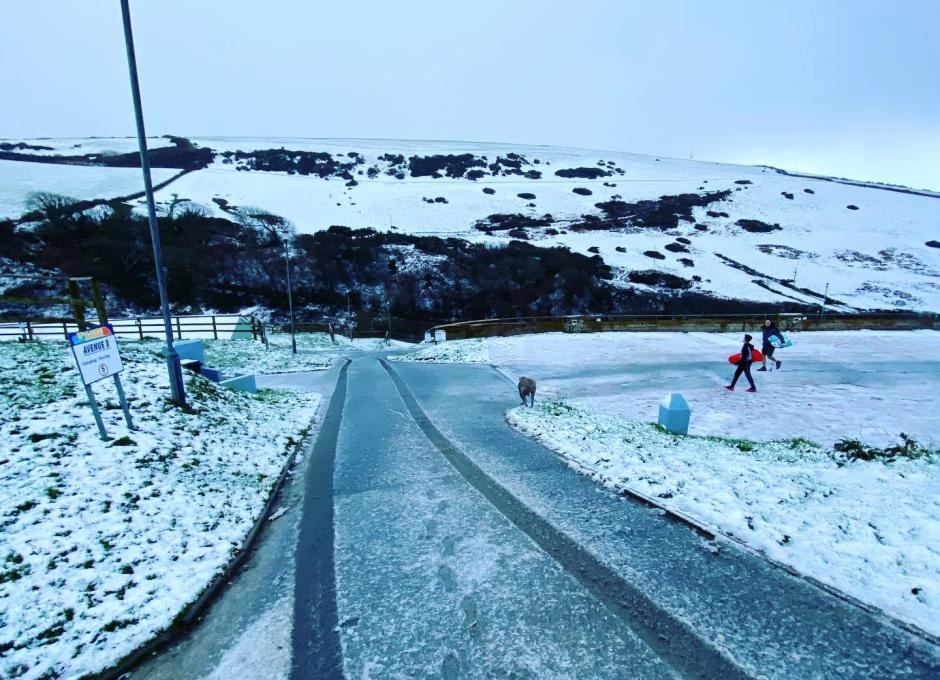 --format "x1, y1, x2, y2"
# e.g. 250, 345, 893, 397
200, 366, 223, 383
169, 339, 205, 364
658, 392, 691, 435
220, 373, 256, 394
